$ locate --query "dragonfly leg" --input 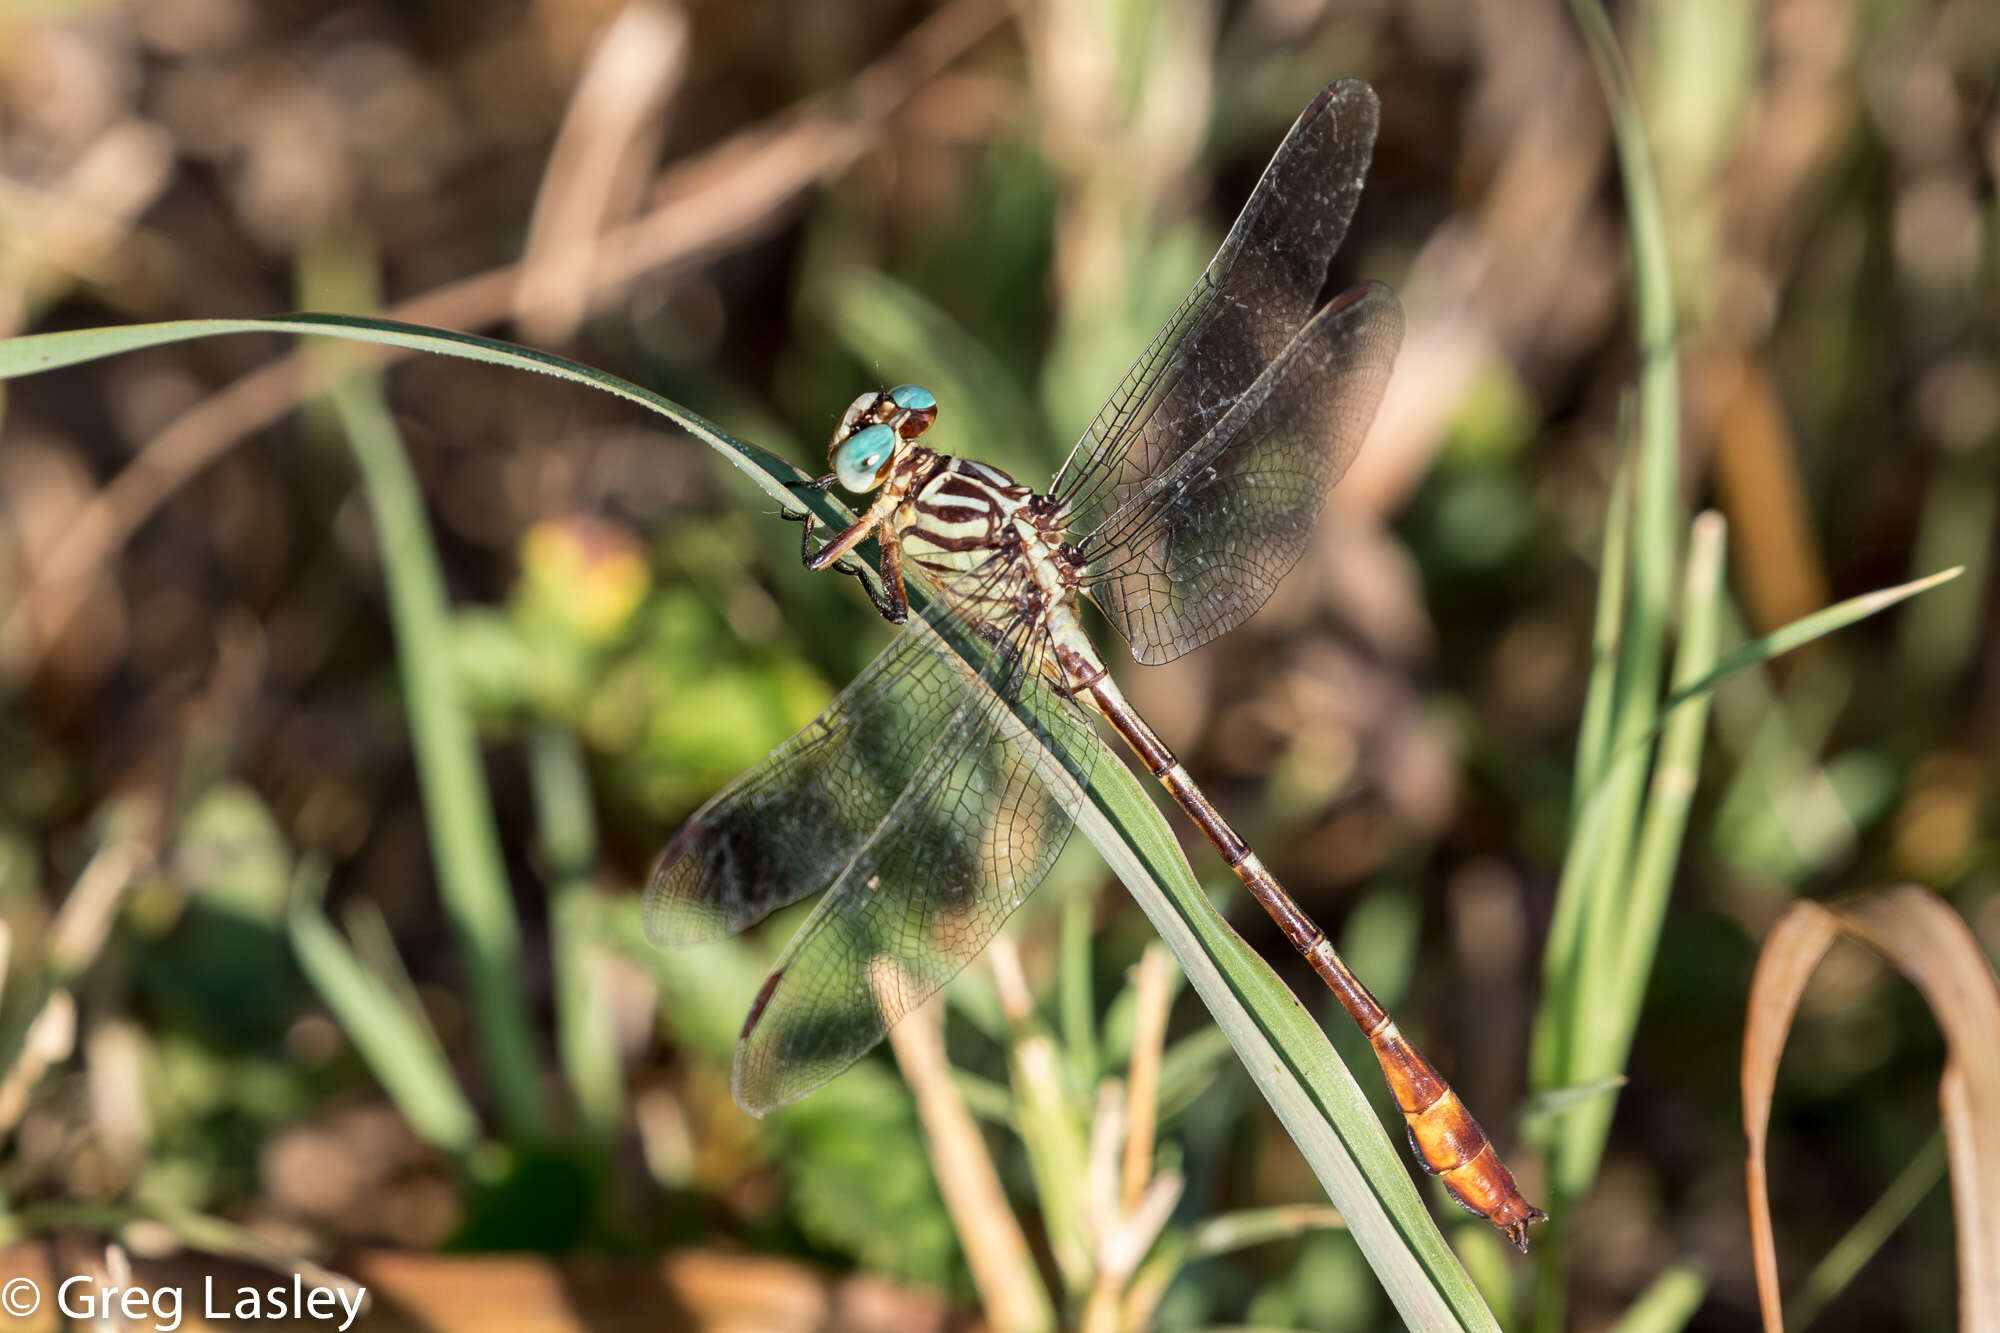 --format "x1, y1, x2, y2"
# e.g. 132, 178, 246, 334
804, 492, 897, 574
877, 536, 909, 624
786, 491, 910, 624
779, 475, 840, 552
789, 507, 821, 564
